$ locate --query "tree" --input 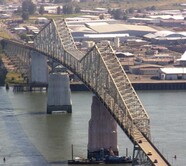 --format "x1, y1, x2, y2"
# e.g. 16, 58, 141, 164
39, 5, 45, 15
57, 6, 61, 15
113, 9, 123, 20
63, 5, 73, 14
150, 6, 156, 10
74, 6, 81, 13
123, 12, 128, 20
99, 14, 104, 20
128, 7, 135, 14
22, 0, 36, 15
22, 11, 29, 20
